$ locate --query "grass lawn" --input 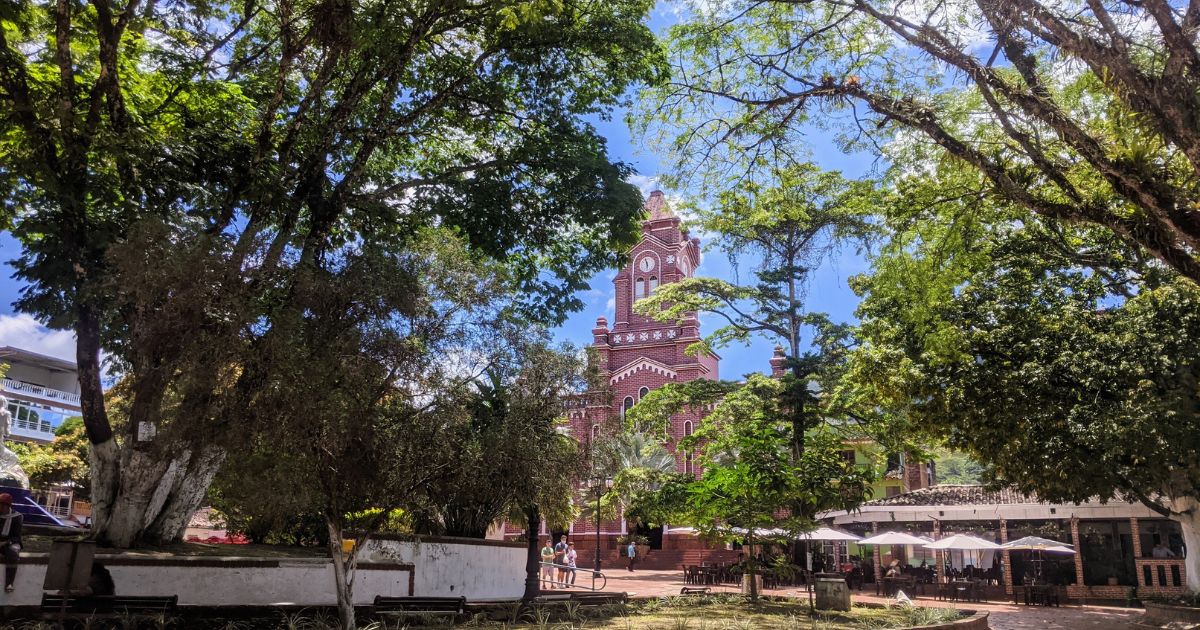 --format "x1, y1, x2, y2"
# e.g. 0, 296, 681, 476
467, 594, 966, 630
